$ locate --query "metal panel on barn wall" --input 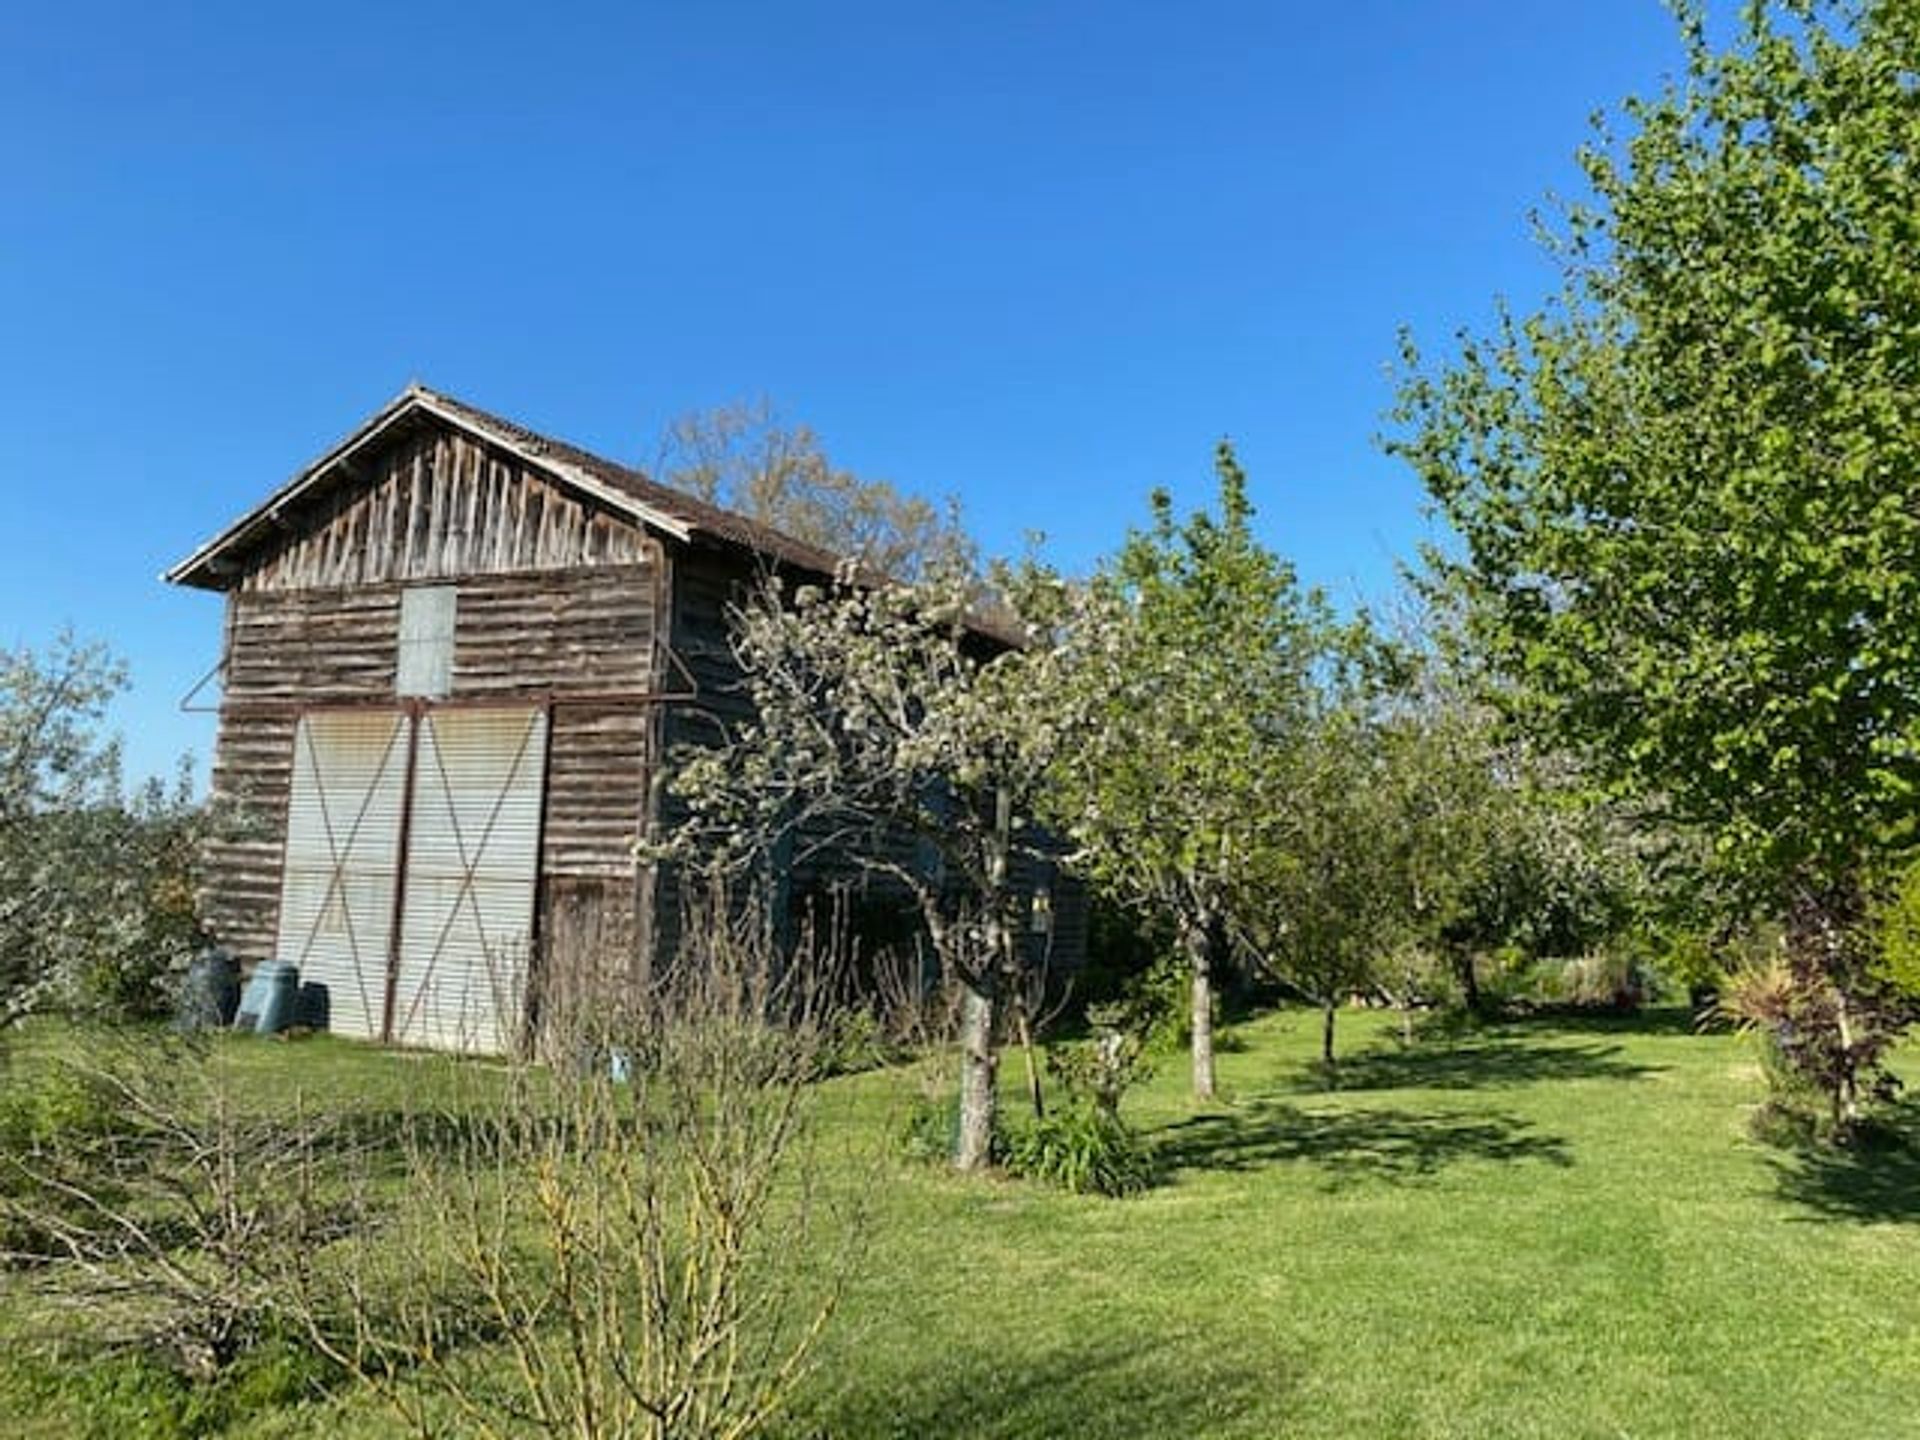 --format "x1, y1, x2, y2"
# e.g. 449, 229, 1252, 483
390, 708, 549, 1053
272, 711, 412, 1040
